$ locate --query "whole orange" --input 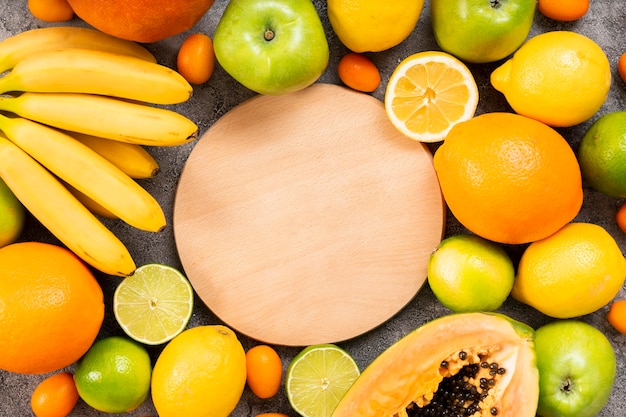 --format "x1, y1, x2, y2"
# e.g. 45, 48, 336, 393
0, 242, 104, 374
433, 112, 583, 244
66, 0, 216, 43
